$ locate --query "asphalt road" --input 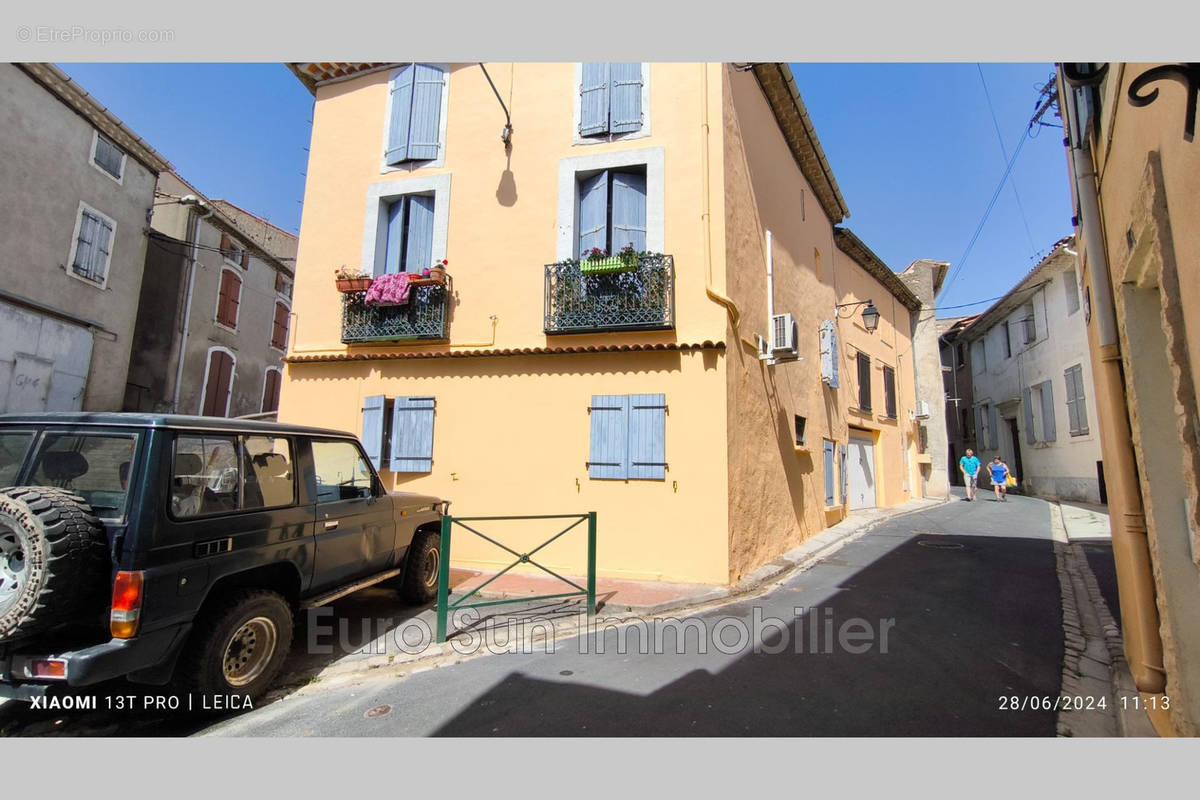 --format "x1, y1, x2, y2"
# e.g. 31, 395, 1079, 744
195, 494, 1065, 737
